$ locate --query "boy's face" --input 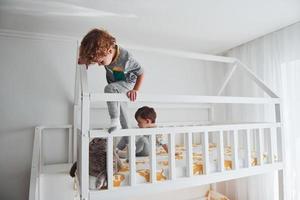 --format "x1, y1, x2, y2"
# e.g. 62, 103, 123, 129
79, 46, 115, 66
97, 46, 115, 66
136, 116, 152, 128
